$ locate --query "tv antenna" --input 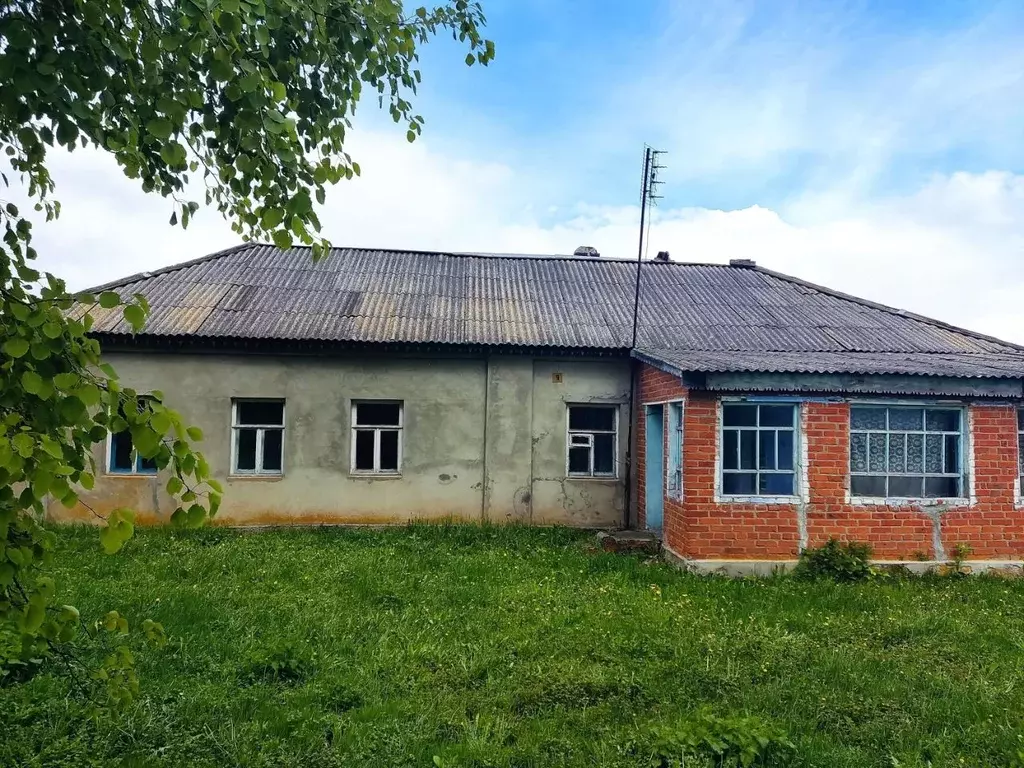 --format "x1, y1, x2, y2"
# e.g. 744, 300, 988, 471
631, 145, 667, 348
